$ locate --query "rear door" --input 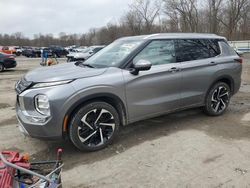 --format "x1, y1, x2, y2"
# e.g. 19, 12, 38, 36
123, 40, 182, 122
176, 39, 221, 107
